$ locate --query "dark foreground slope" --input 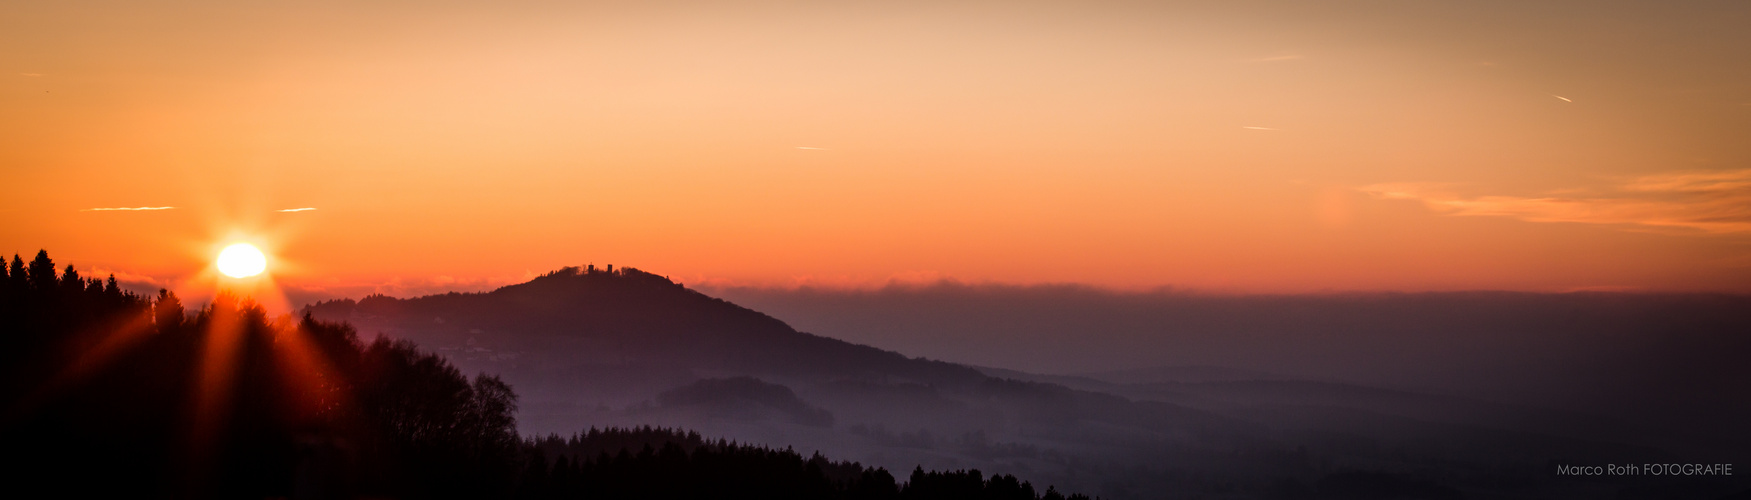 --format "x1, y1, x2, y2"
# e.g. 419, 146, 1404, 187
1, 251, 520, 498
306, 266, 1751, 500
